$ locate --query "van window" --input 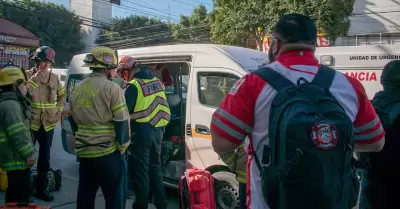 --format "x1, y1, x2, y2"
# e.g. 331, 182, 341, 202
60, 75, 67, 82
197, 72, 239, 108
66, 74, 88, 102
